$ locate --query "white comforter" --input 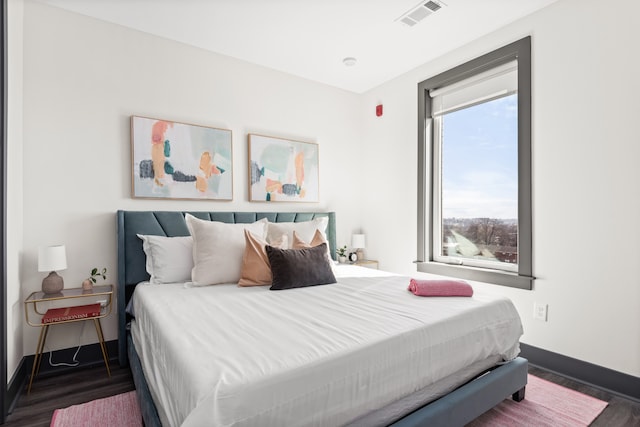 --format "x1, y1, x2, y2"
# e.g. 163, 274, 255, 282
131, 266, 523, 427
